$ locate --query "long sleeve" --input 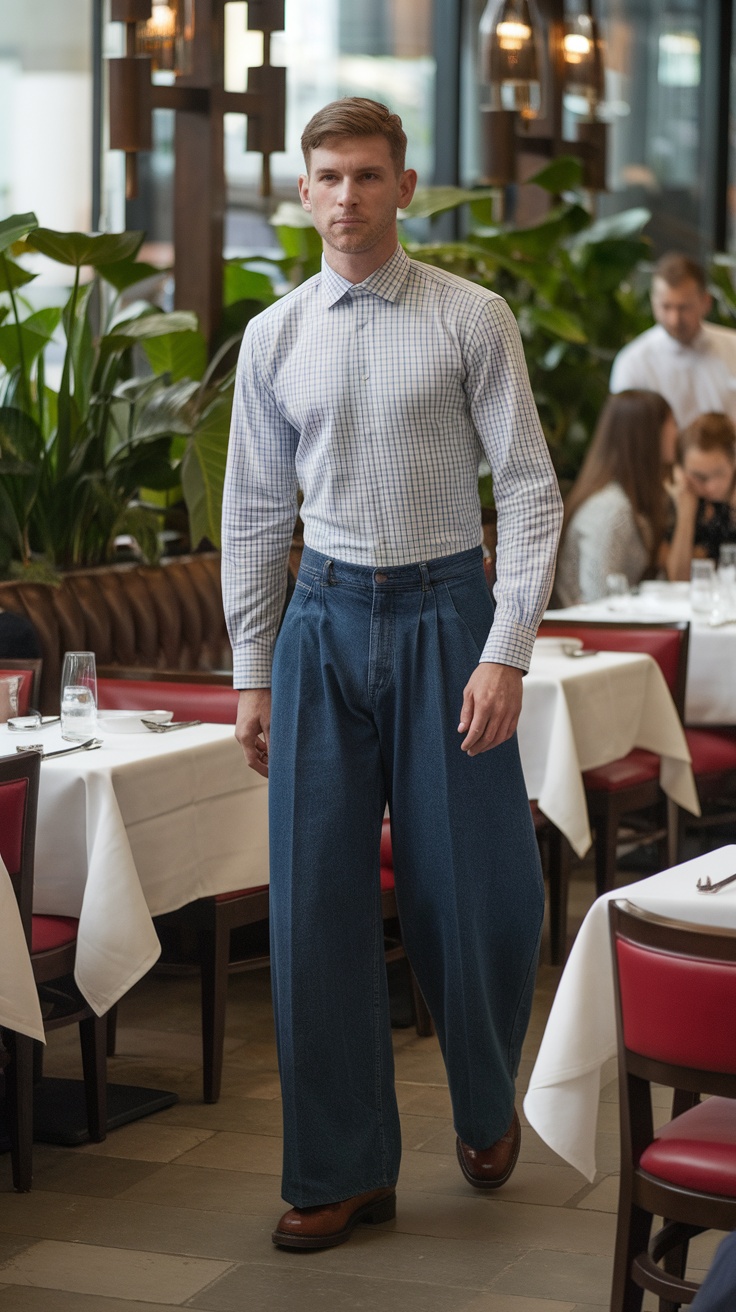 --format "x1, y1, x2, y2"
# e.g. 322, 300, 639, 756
465, 298, 563, 669
221, 322, 300, 688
